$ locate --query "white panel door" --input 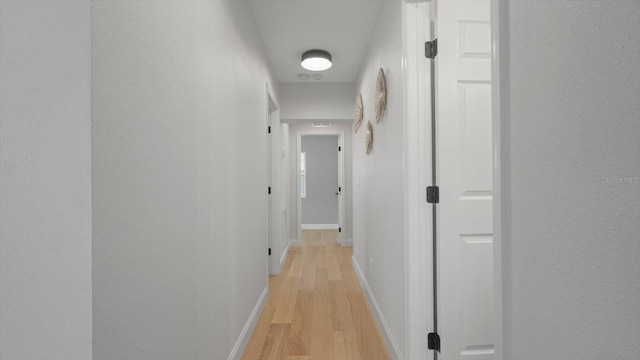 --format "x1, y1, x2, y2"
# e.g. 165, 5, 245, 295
437, 0, 493, 359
